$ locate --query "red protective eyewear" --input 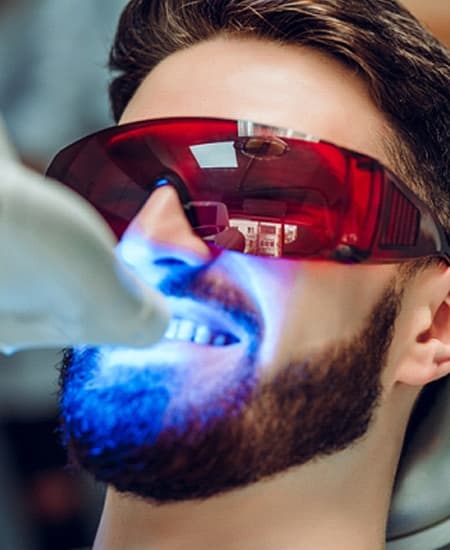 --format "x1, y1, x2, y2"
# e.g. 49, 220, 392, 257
46, 117, 449, 264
